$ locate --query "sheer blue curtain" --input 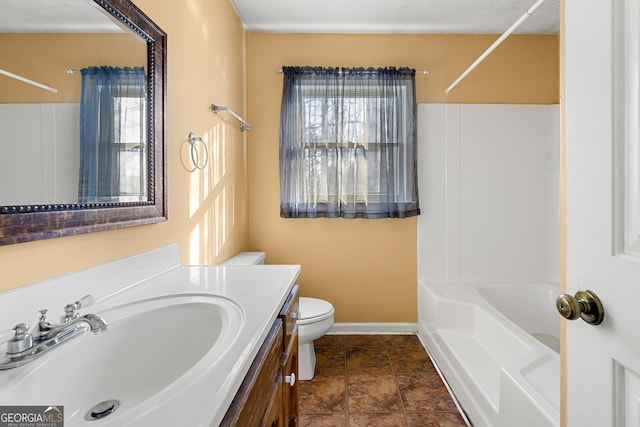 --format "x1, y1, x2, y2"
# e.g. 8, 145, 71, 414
78, 66, 146, 202
279, 66, 420, 219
